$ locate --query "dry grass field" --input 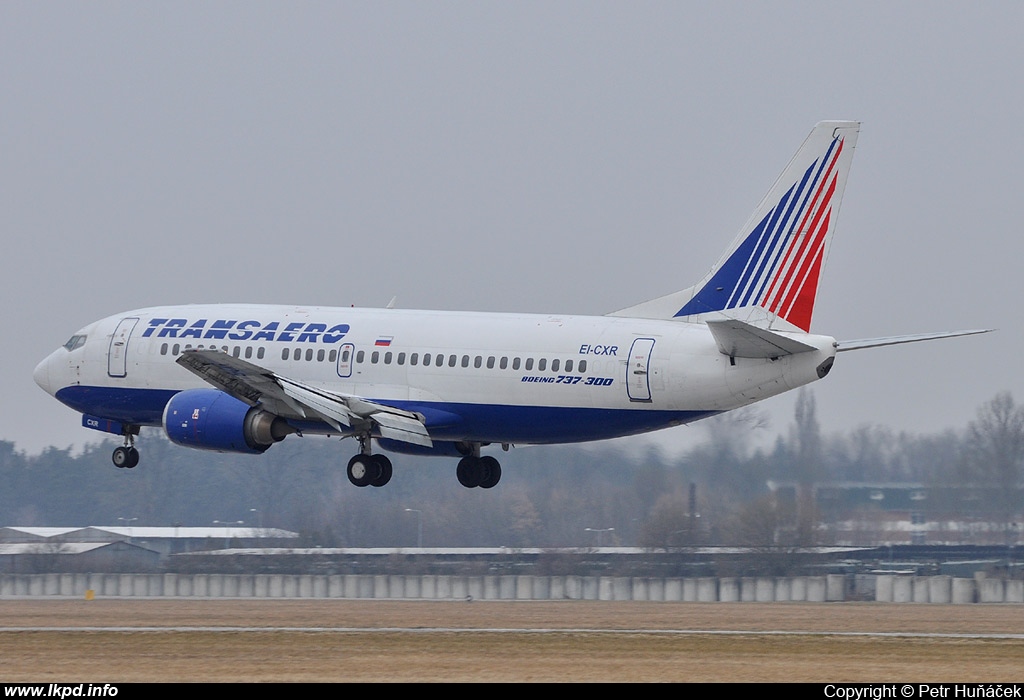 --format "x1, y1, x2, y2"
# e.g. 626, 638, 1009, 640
2, 599, 1023, 682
